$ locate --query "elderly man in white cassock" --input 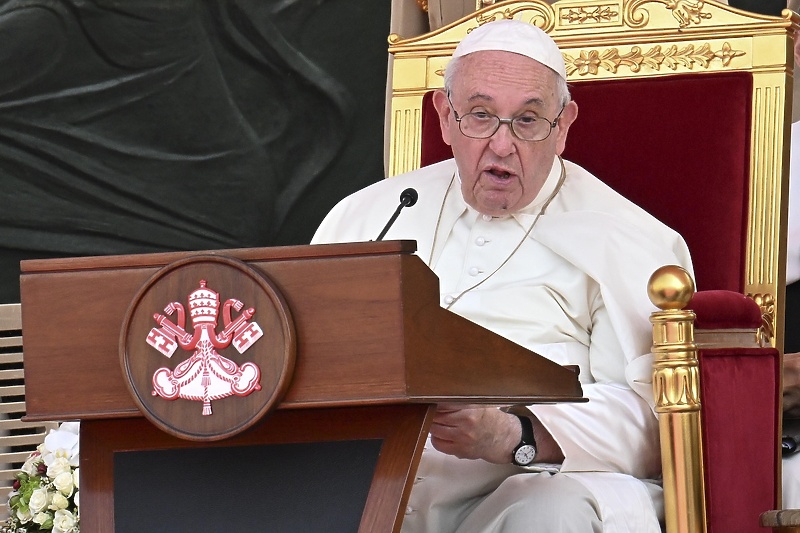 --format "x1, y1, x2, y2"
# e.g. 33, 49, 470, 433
312, 19, 693, 532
